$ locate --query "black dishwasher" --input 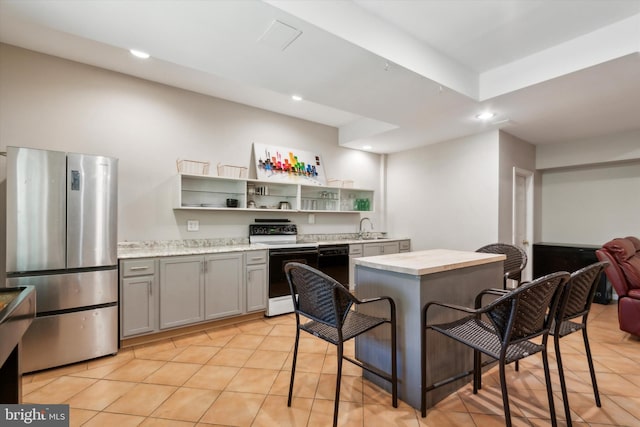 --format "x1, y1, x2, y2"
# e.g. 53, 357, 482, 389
318, 245, 349, 285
